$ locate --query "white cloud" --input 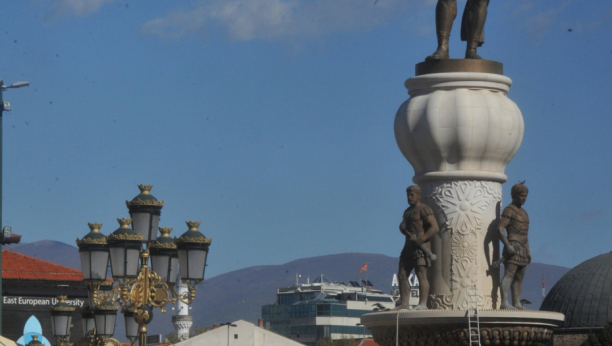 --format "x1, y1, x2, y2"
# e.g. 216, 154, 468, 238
141, 0, 426, 41
46, 0, 115, 18
525, 0, 574, 39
